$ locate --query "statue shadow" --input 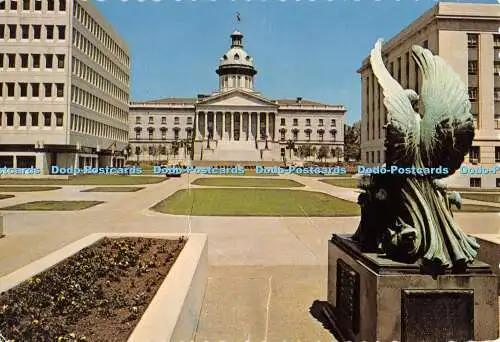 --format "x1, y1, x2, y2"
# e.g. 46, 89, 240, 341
309, 300, 344, 341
